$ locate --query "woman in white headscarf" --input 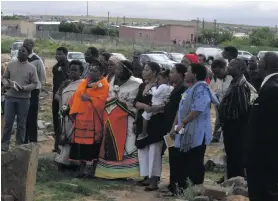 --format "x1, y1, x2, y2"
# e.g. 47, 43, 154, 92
107, 55, 125, 82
